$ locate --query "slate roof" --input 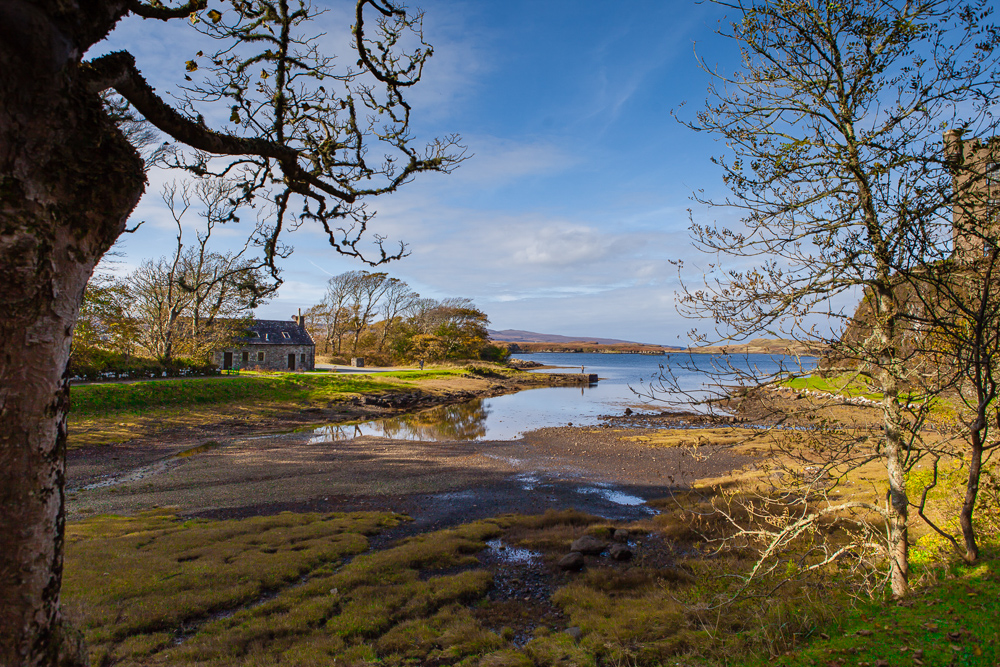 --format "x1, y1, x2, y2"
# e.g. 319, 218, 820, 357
242, 320, 315, 346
